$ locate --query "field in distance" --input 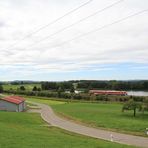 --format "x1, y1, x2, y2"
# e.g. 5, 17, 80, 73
2, 83, 41, 91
